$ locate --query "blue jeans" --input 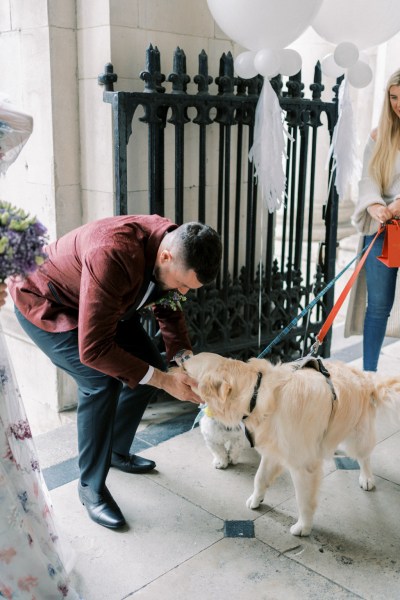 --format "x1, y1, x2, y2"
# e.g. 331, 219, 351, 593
15, 308, 166, 491
363, 232, 398, 371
